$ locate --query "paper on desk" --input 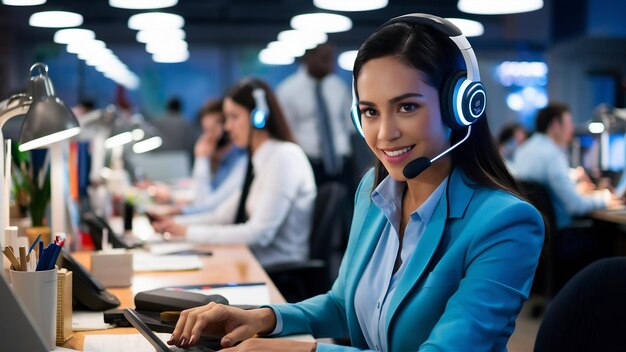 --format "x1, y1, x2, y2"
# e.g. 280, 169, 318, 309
83, 333, 210, 352
72, 311, 115, 331
146, 242, 194, 255
180, 283, 271, 306
83, 333, 313, 352
133, 252, 203, 272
